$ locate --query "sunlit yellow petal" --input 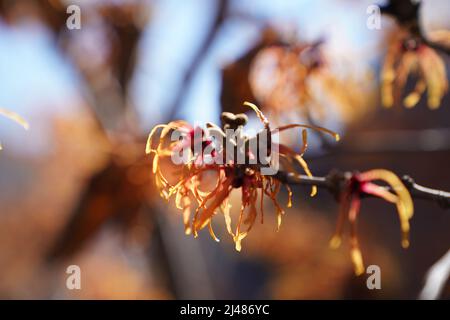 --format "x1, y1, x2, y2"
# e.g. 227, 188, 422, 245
243, 101, 269, 127
360, 169, 414, 247
273, 124, 339, 141
296, 156, 317, 197
351, 247, 365, 276
329, 235, 342, 249
208, 220, 220, 242
145, 124, 166, 154
0, 108, 29, 130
